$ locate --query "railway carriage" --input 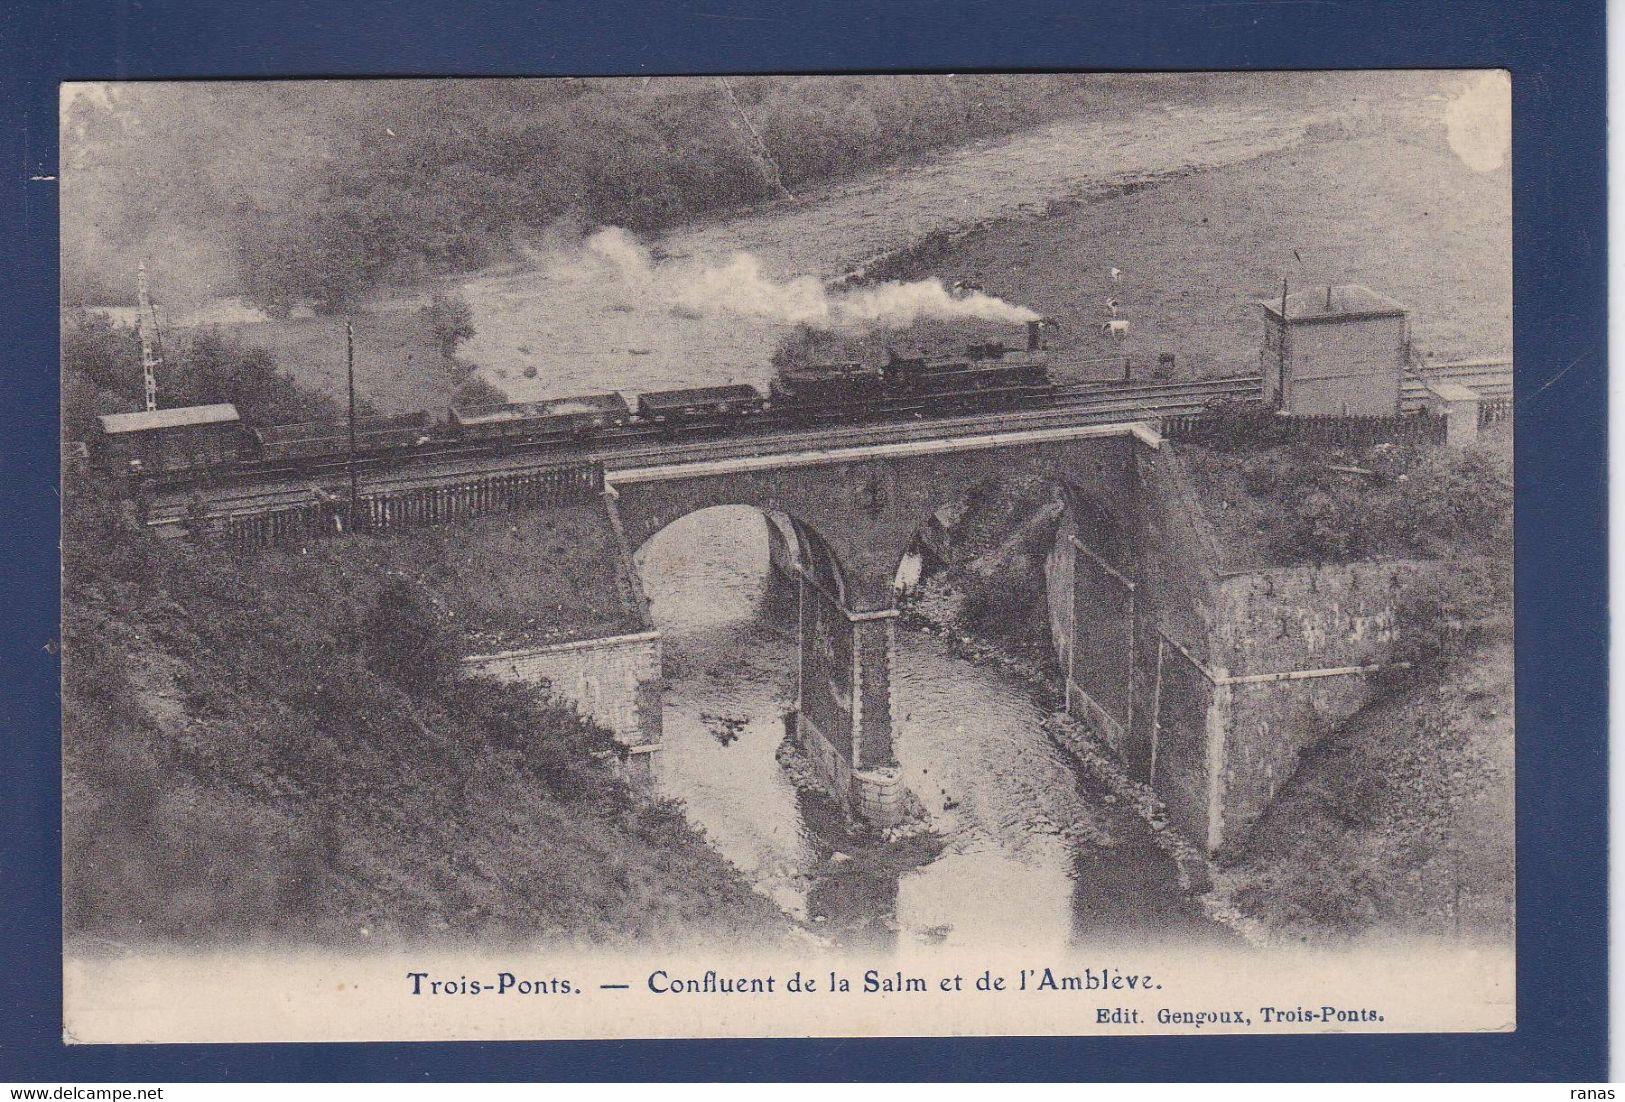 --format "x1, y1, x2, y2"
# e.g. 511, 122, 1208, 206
93, 403, 244, 478
636, 384, 768, 427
